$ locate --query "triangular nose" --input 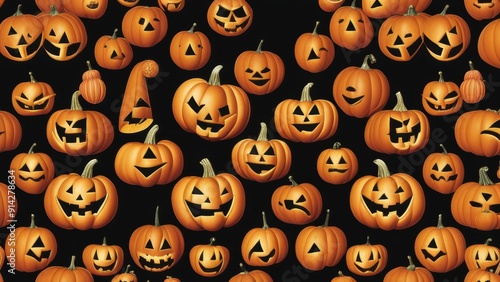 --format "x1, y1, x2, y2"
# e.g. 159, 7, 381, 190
439, 34, 450, 46
346, 21, 356, 31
